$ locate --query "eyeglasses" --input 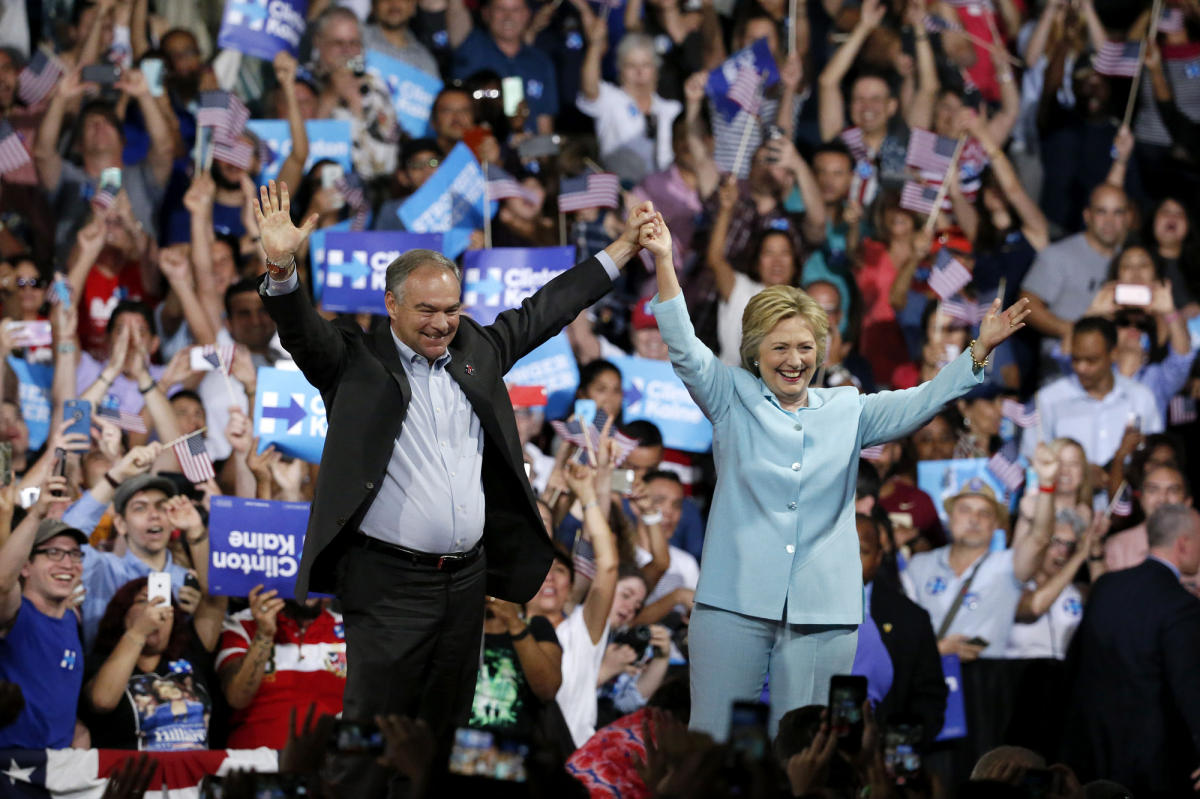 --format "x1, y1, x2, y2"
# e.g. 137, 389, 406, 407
407, 158, 440, 170
33, 547, 84, 563
1049, 536, 1077, 551
15, 278, 42, 289
472, 89, 500, 100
